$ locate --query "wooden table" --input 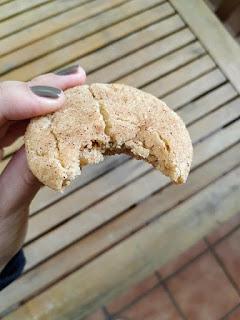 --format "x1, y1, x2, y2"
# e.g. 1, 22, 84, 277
0, 0, 240, 318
